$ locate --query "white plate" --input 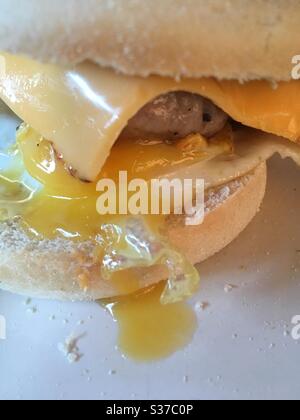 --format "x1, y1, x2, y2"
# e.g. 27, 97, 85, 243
0, 111, 300, 400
